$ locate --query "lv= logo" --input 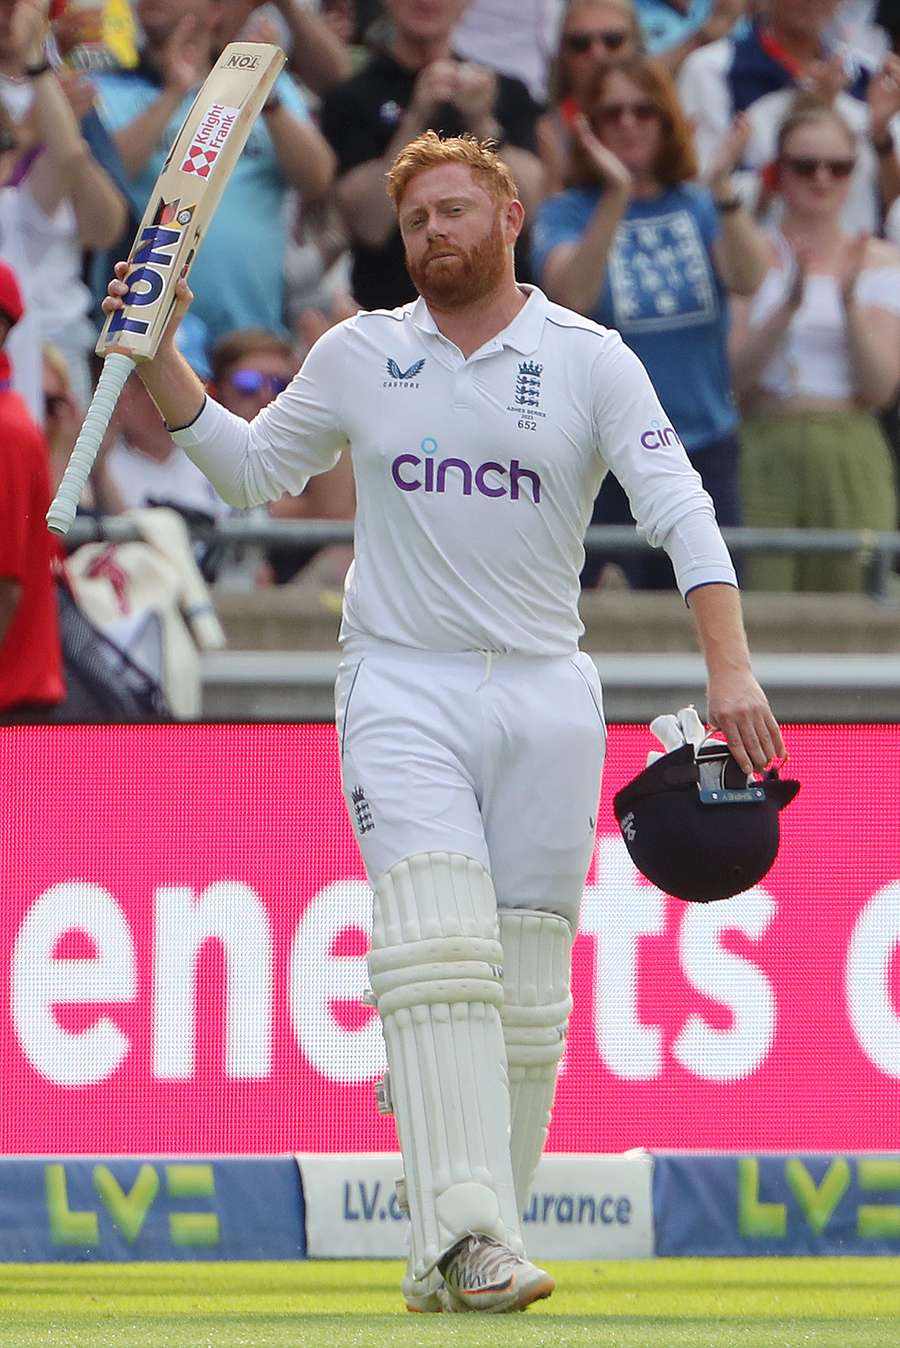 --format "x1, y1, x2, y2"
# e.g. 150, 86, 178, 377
44, 1162, 220, 1247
